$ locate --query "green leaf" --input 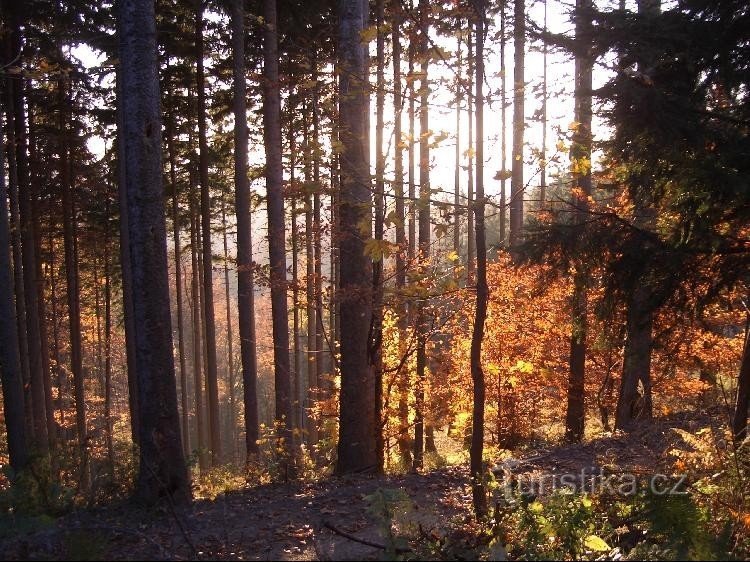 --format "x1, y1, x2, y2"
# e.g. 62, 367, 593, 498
584, 535, 610, 552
